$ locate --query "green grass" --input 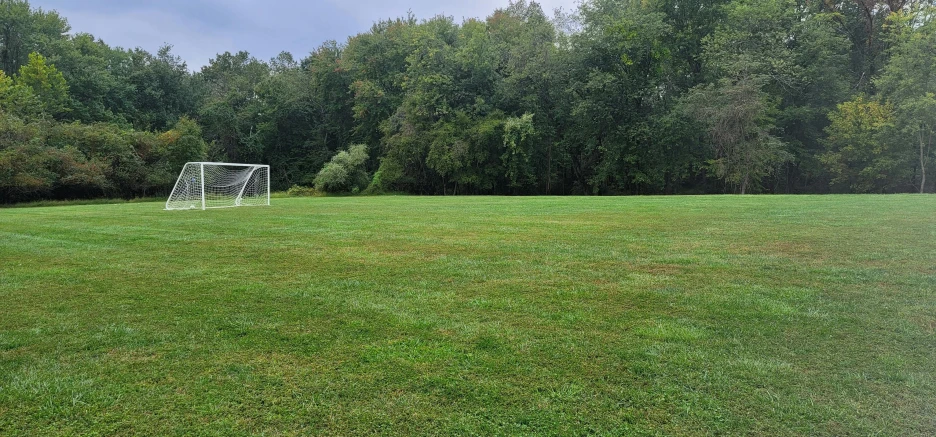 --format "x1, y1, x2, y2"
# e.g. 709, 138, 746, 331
1, 195, 934, 436
0, 197, 163, 209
